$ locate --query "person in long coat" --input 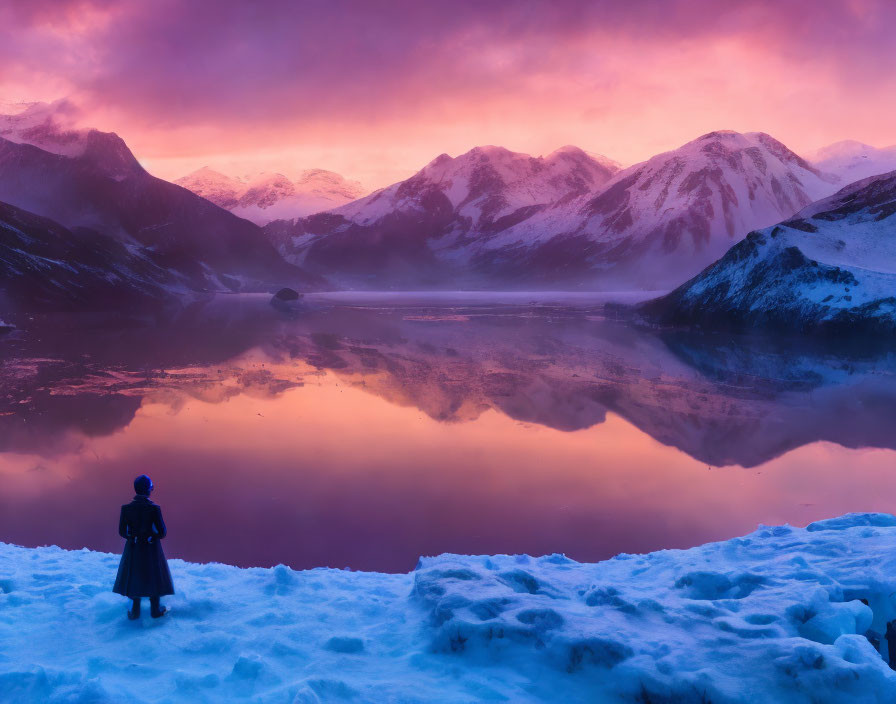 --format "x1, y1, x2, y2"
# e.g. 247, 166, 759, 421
113, 474, 174, 619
